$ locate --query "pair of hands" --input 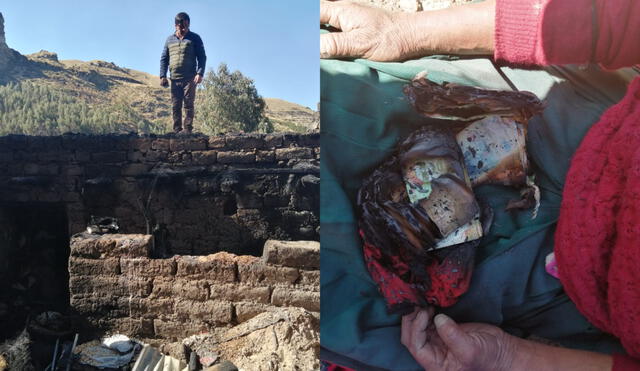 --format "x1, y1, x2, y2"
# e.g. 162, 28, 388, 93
160, 74, 202, 88
401, 307, 517, 371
